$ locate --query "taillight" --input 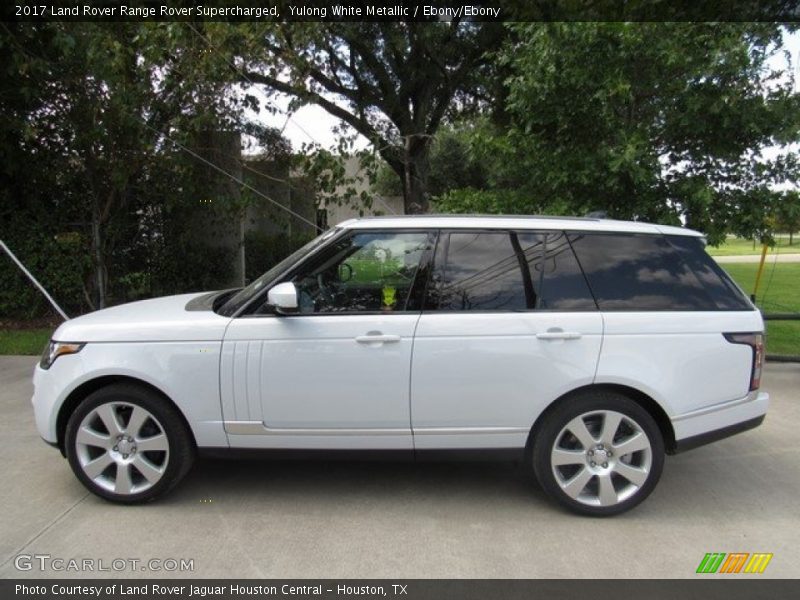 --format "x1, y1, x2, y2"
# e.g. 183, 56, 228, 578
724, 332, 764, 391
